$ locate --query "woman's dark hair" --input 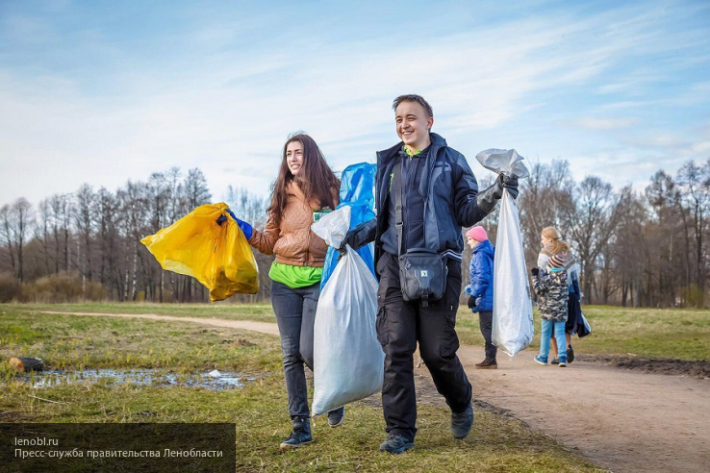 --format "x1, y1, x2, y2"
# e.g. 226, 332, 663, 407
268, 132, 340, 225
